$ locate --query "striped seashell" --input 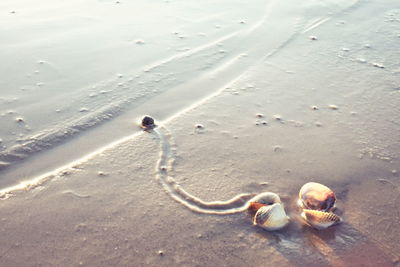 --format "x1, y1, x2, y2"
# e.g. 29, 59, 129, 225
253, 203, 290, 230
301, 209, 342, 230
